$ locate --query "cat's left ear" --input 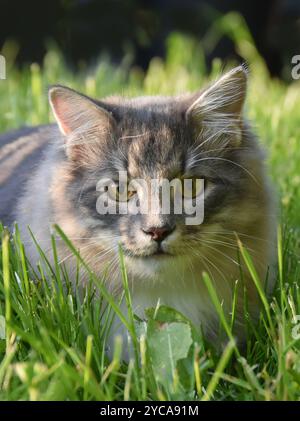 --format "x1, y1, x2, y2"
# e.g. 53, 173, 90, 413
186, 65, 247, 146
